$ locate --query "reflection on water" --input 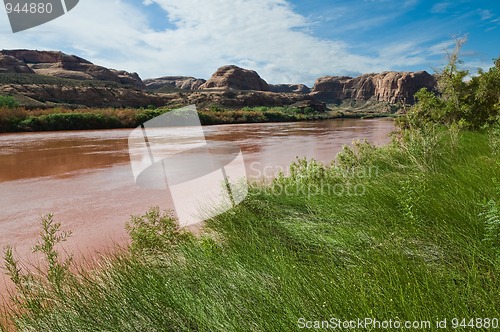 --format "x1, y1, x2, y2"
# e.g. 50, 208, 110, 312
0, 118, 395, 270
